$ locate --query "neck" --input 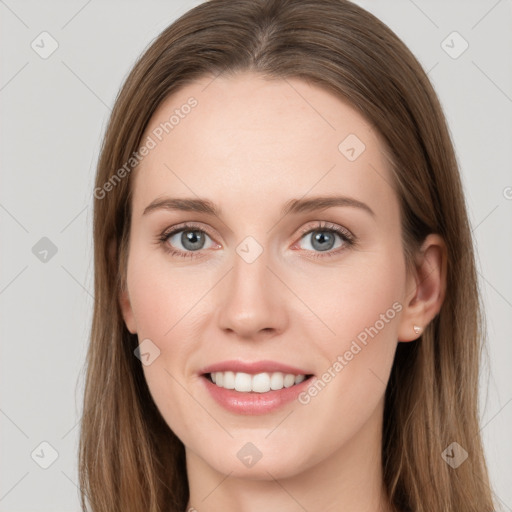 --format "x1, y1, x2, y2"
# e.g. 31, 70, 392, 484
184, 399, 393, 512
